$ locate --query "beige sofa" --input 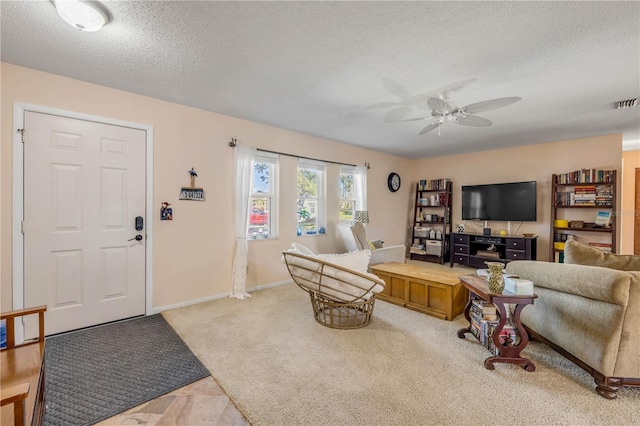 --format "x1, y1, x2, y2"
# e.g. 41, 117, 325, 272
505, 240, 640, 399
